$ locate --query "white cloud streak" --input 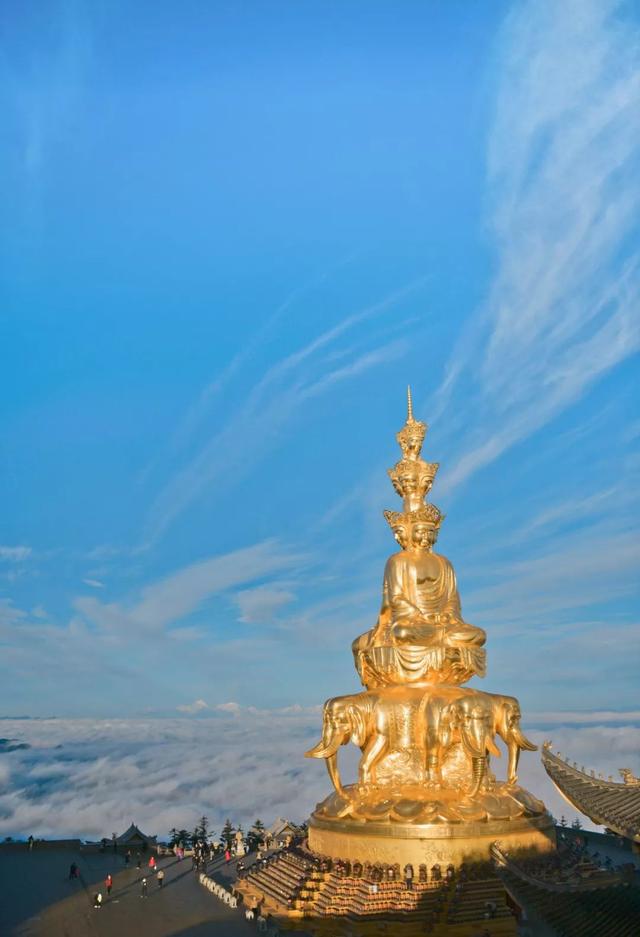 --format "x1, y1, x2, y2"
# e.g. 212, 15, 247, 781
74, 539, 303, 634
431, 0, 640, 495
0, 546, 32, 562
143, 281, 424, 543
176, 699, 209, 714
